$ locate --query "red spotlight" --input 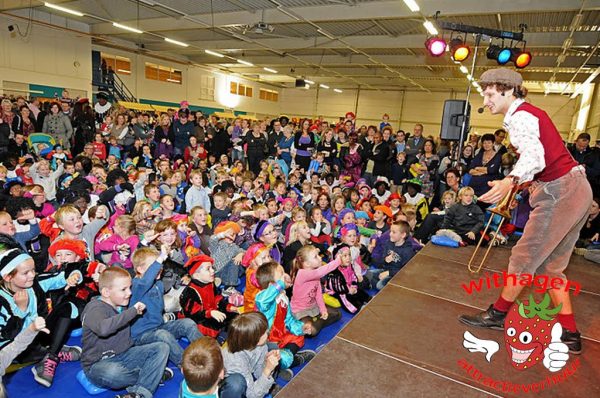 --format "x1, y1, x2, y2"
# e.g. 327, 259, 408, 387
425, 37, 446, 57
